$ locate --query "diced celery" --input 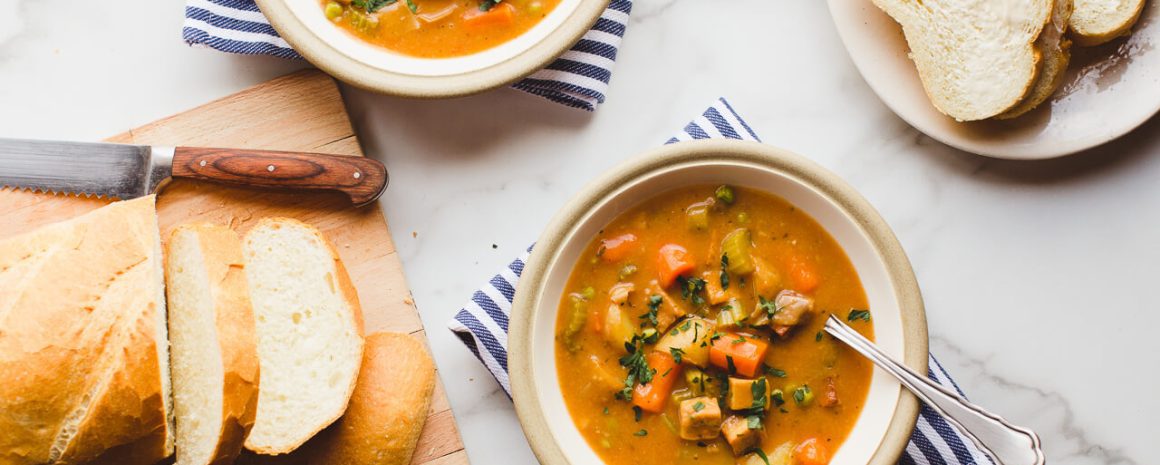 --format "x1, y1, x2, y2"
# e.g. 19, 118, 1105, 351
563, 287, 594, 352
721, 228, 756, 275
715, 185, 735, 204
686, 203, 710, 230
